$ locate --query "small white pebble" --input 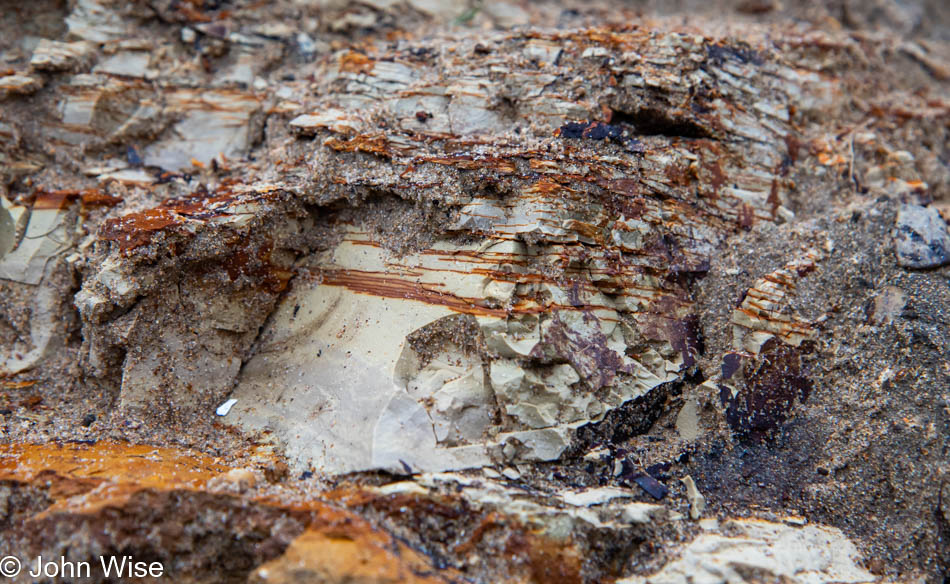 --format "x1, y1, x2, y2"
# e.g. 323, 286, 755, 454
223, 468, 257, 488
776, 205, 795, 223
501, 467, 521, 480
613, 459, 624, 477
216, 398, 238, 416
